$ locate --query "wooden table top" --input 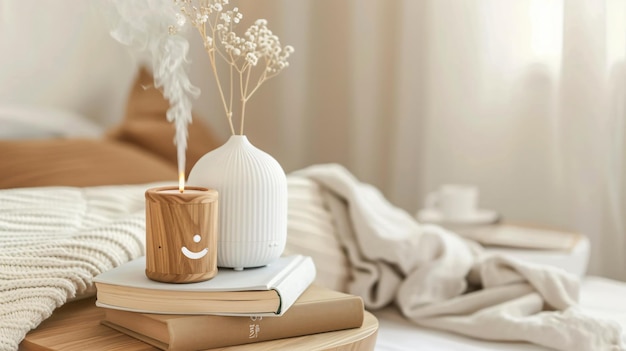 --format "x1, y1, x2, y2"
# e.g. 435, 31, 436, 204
20, 297, 378, 351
